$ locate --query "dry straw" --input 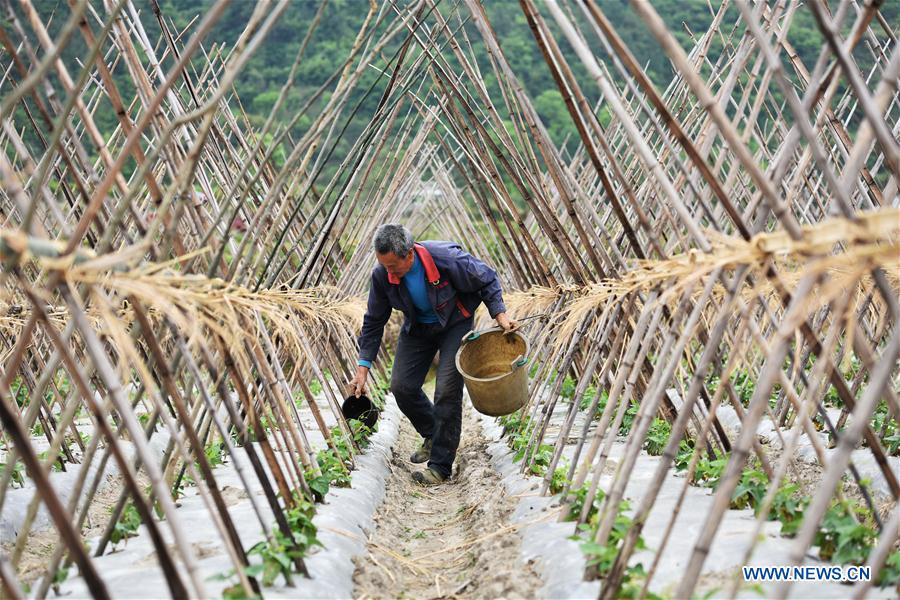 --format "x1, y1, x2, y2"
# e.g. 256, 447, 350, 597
1, 230, 366, 359
543, 208, 900, 348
